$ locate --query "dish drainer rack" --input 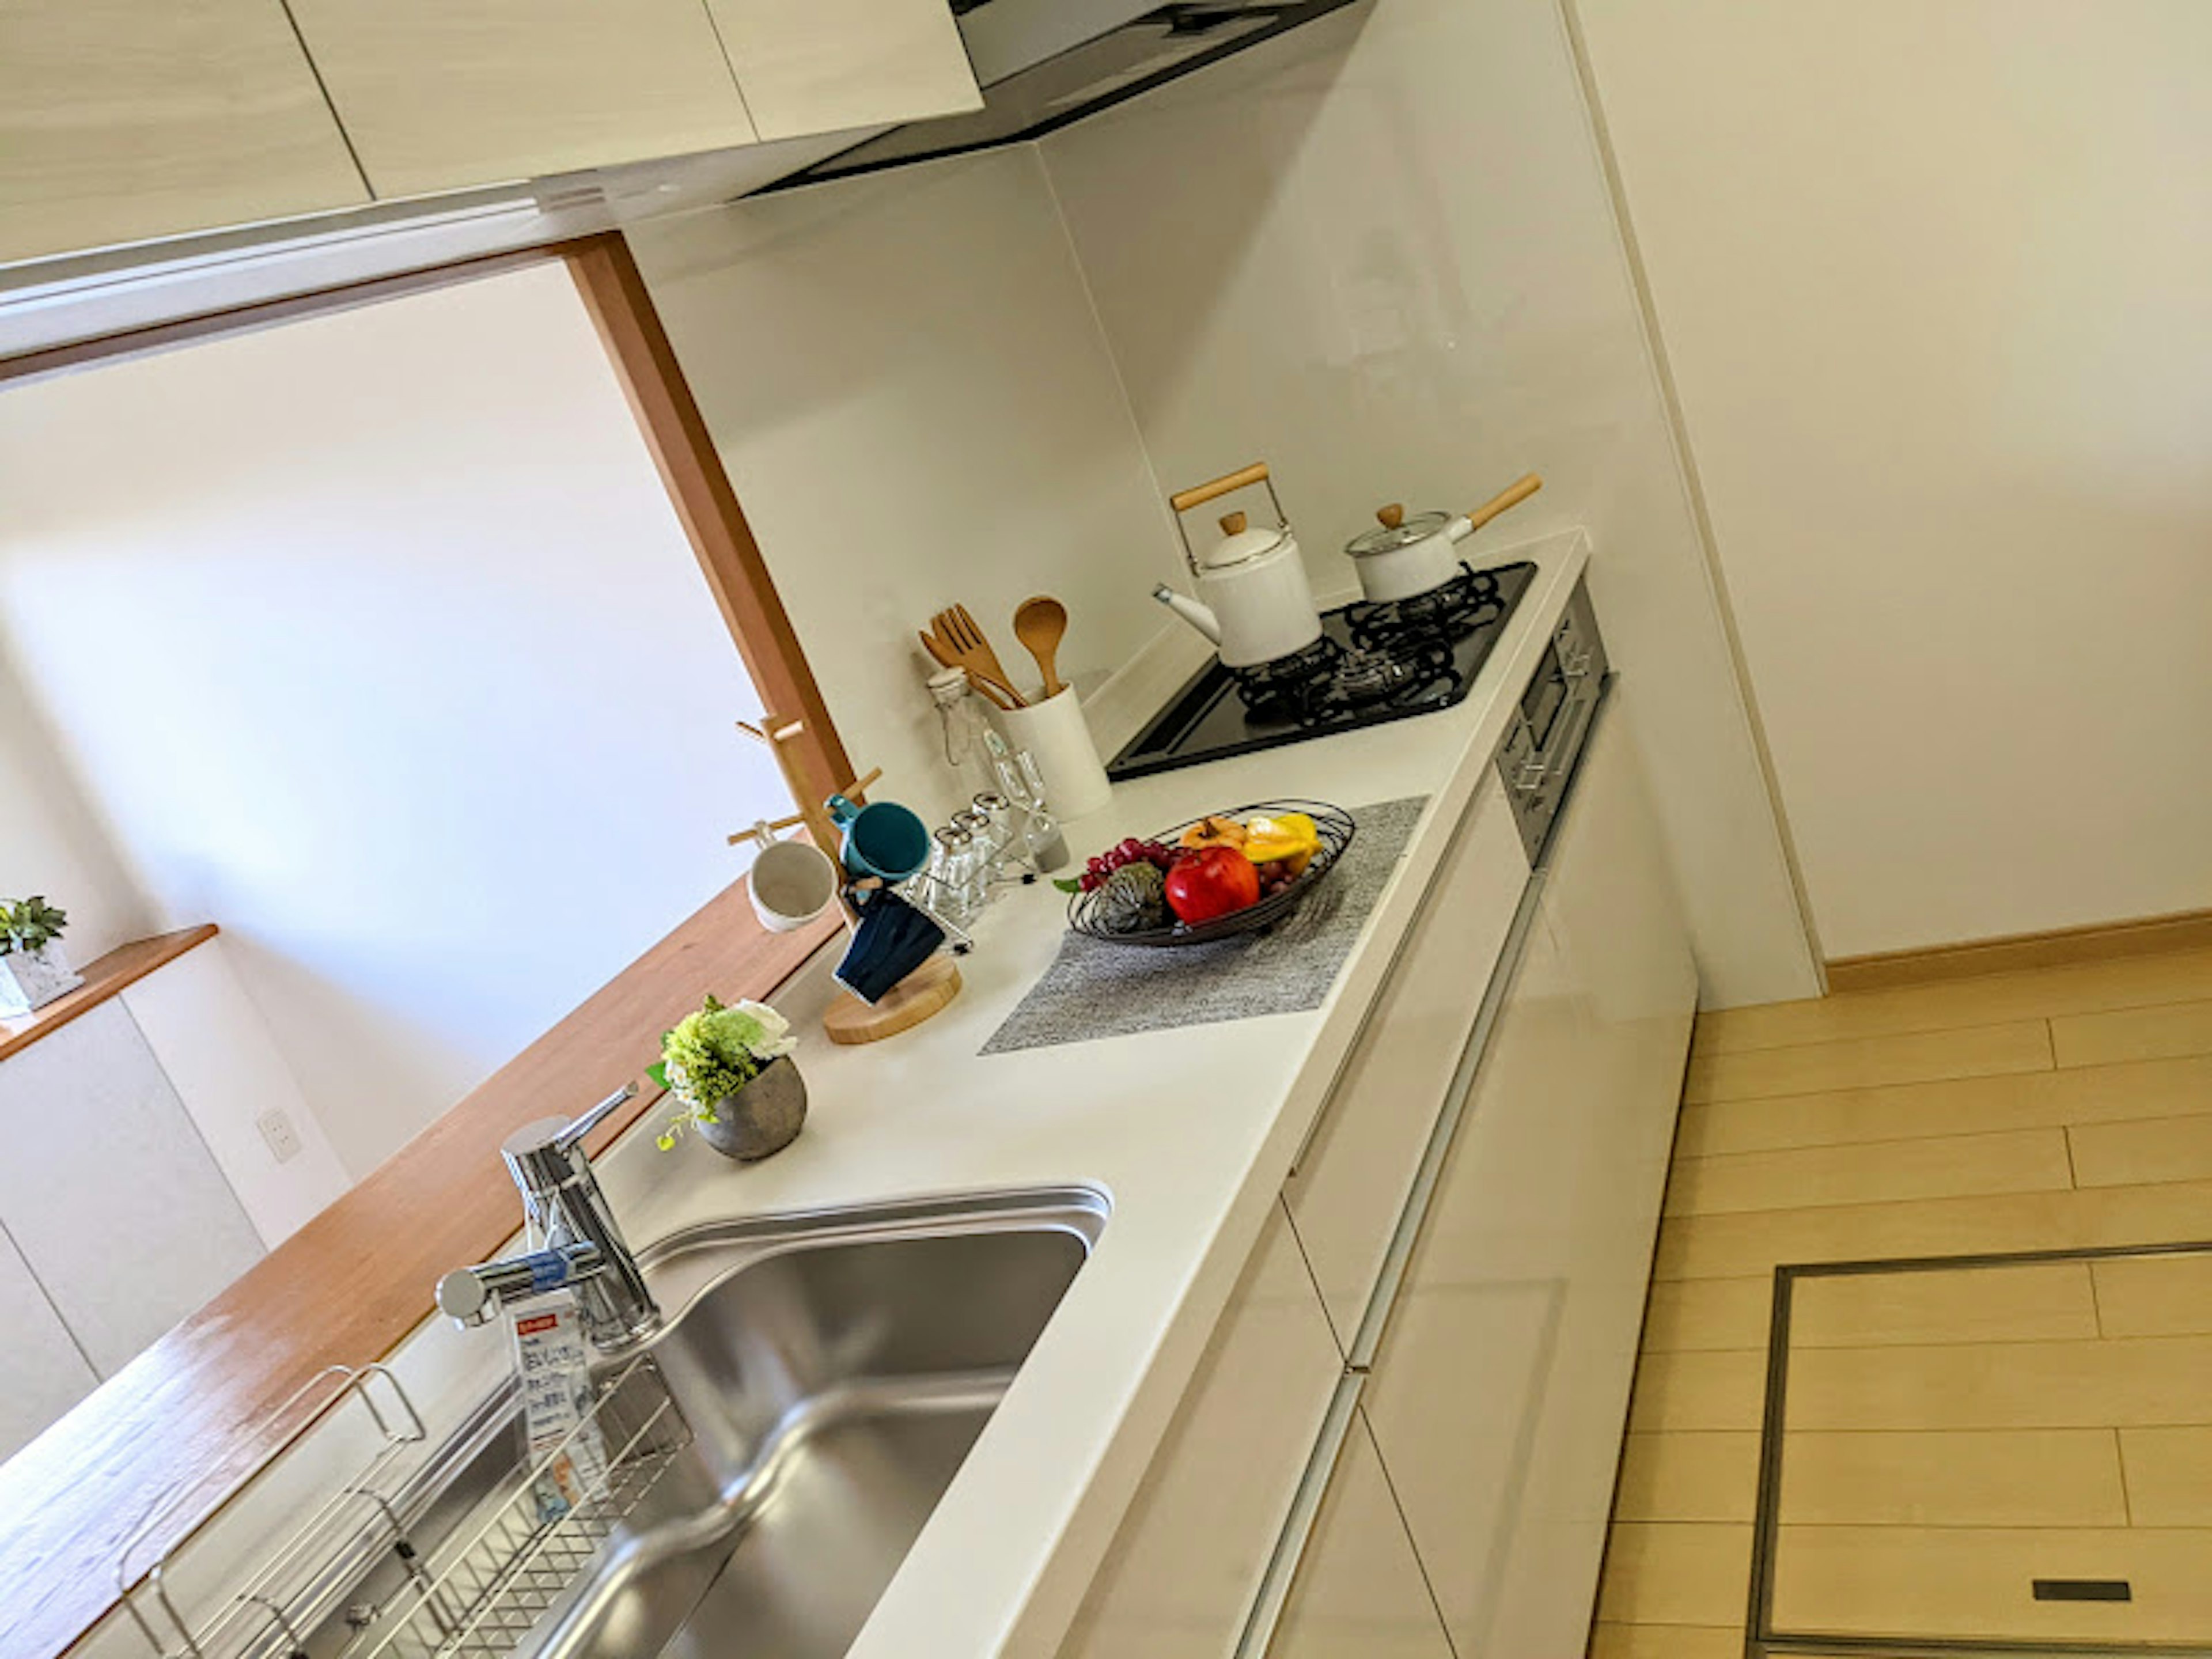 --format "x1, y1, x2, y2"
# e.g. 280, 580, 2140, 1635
118, 1352, 692, 1659
358, 1354, 690, 1659
119, 1363, 427, 1659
